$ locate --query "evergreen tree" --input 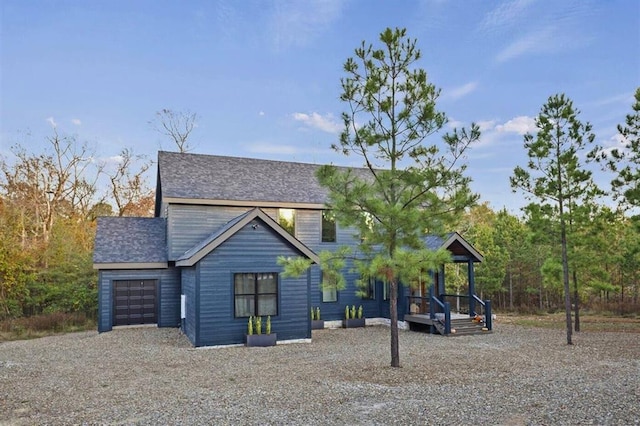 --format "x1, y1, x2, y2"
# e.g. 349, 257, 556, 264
511, 94, 598, 344
317, 28, 479, 367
